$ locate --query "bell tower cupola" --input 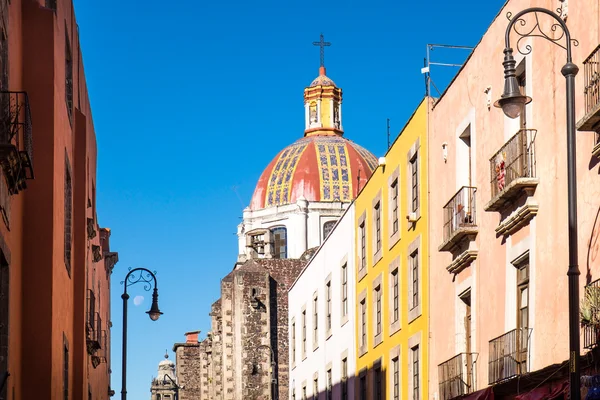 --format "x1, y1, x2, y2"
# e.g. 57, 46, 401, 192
304, 34, 343, 137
